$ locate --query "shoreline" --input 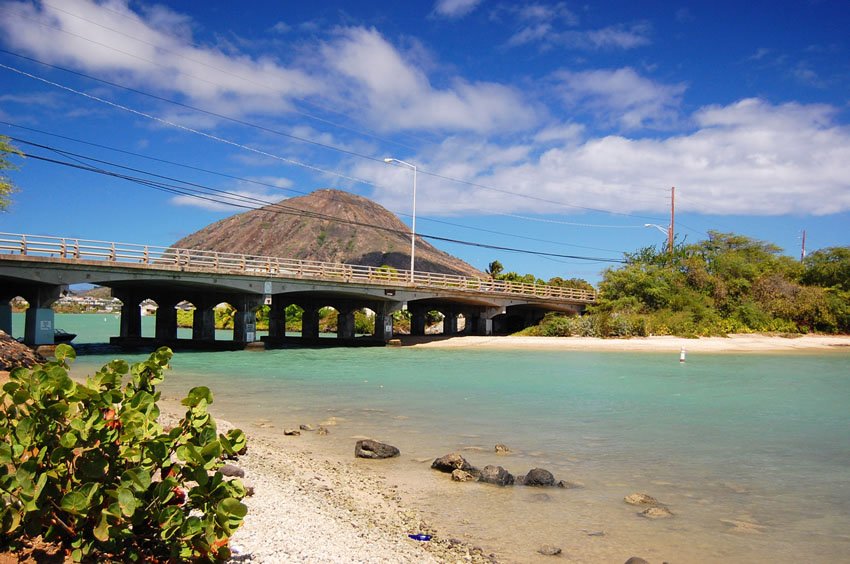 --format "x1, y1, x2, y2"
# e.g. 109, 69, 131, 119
4, 335, 849, 562
400, 333, 850, 352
